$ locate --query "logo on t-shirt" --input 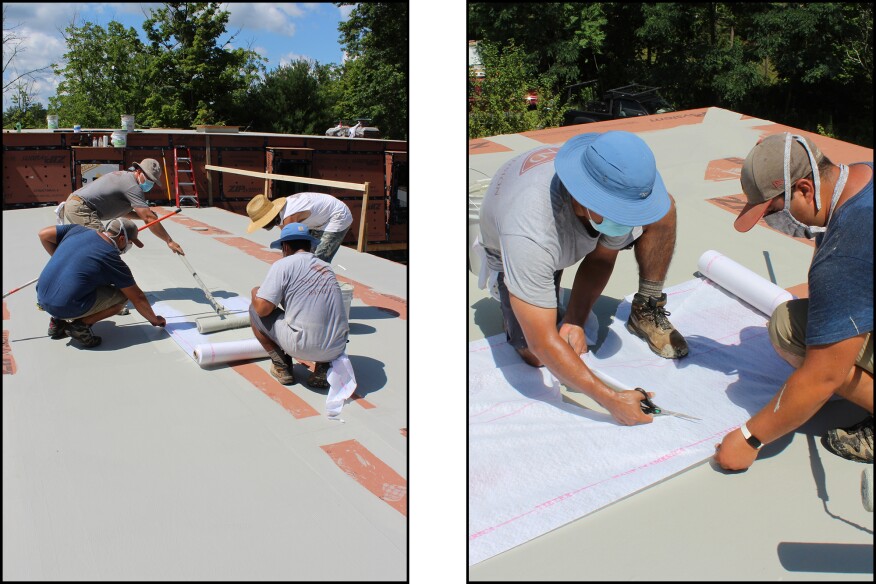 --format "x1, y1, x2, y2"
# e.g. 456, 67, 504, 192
519, 147, 560, 175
